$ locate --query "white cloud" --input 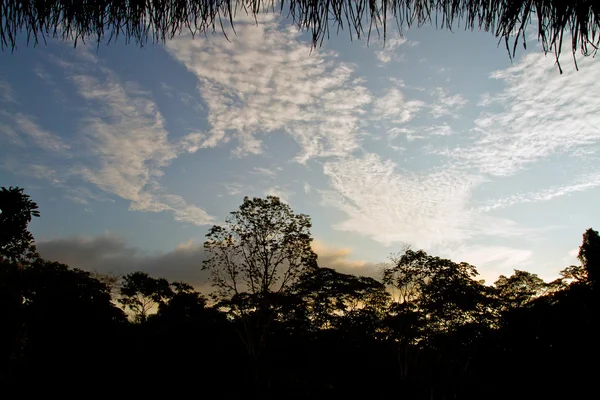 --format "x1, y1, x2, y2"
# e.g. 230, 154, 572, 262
178, 132, 207, 153
166, 16, 372, 162
422, 123, 453, 136
0, 159, 64, 184
64, 186, 115, 205
0, 81, 16, 104
265, 186, 292, 203
388, 127, 424, 141
429, 87, 468, 119
322, 152, 482, 248
447, 245, 534, 284
479, 171, 600, 211
222, 179, 293, 204
478, 92, 492, 107
374, 35, 408, 63
303, 182, 312, 194
251, 167, 276, 178
15, 113, 71, 152
0, 121, 22, 146
0, 111, 70, 152
223, 182, 245, 196
388, 144, 405, 152
373, 87, 424, 125
449, 52, 600, 177
60, 50, 215, 225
